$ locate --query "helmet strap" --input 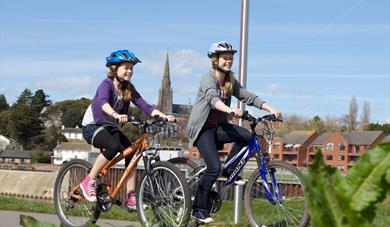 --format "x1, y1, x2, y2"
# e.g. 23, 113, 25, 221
114, 75, 129, 90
